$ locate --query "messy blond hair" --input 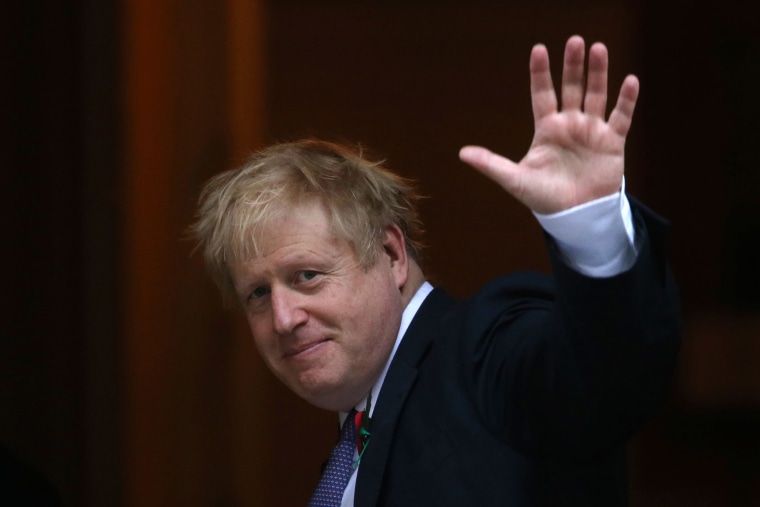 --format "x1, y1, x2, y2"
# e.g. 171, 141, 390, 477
191, 139, 424, 298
